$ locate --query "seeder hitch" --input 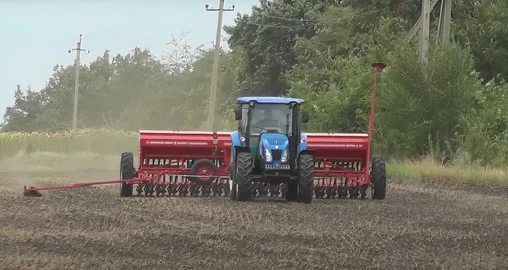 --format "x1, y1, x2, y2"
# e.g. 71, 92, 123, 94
22, 172, 228, 197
